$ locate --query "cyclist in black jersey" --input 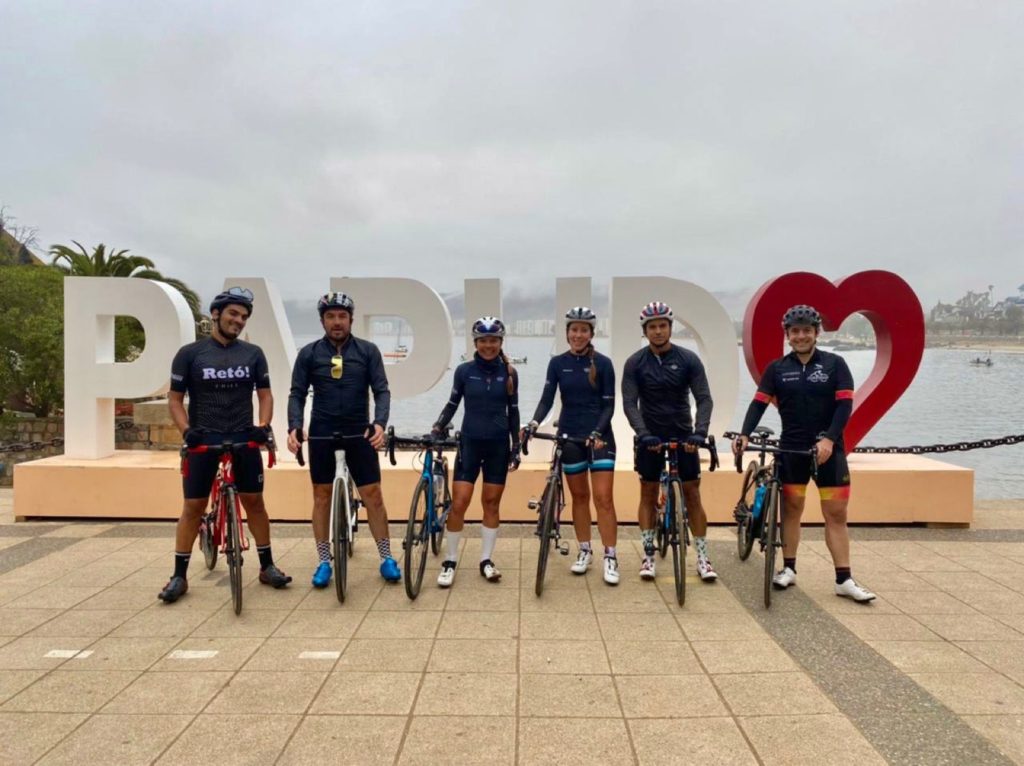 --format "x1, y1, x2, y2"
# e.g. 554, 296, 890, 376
622, 302, 718, 583
287, 292, 400, 585
159, 287, 292, 603
431, 317, 520, 588
734, 304, 875, 603
523, 307, 620, 585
